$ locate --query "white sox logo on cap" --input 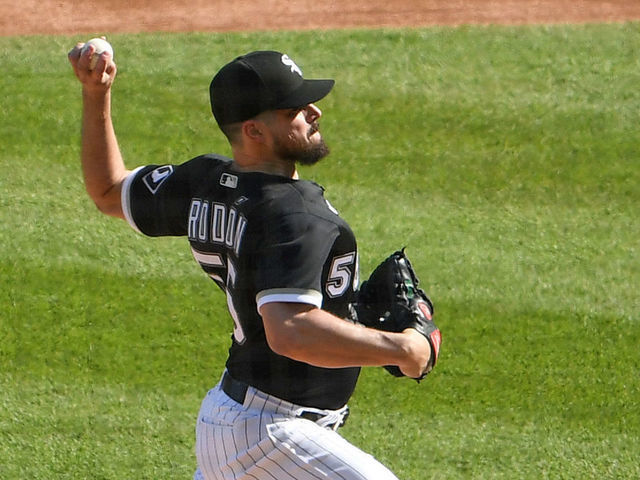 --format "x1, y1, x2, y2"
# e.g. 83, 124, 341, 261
281, 54, 303, 76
